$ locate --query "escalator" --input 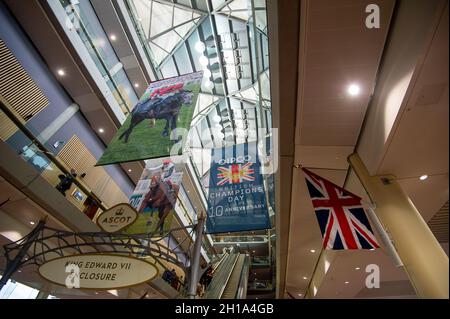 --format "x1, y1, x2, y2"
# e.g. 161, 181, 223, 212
203, 251, 249, 299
